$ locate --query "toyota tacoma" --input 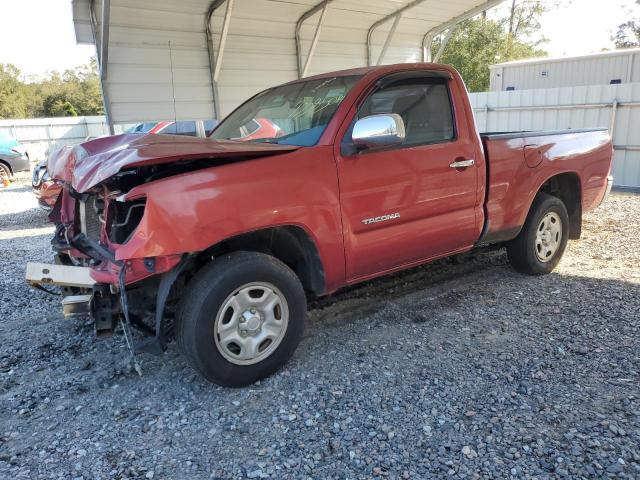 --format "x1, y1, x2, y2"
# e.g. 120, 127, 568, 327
26, 63, 614, 387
